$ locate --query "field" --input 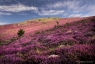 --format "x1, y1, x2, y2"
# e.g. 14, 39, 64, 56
0, 16, 95, 64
